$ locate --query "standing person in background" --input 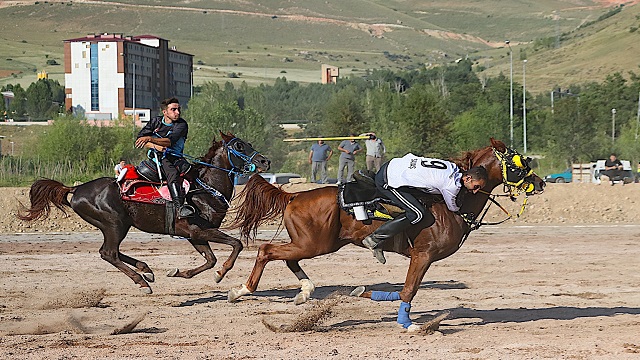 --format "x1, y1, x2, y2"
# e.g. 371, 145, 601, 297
308, 139, 333, 184
337, 134, 362, 184
360, 132, 386, 173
